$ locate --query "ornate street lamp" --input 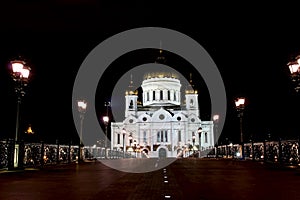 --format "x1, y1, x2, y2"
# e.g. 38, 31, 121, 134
287, 55, 300, 92
77, 100, 87, 162
213, 114, 220, 157
122, 128, 126, 158
103, 115, 109, 158
235, 97, 245, 159
10, 59, 31, 169
133, 140, 138, 157
103, 101, 110, 159
198, 127, 202, 158
127, 134, 133, 155
192, 133, 196, 156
